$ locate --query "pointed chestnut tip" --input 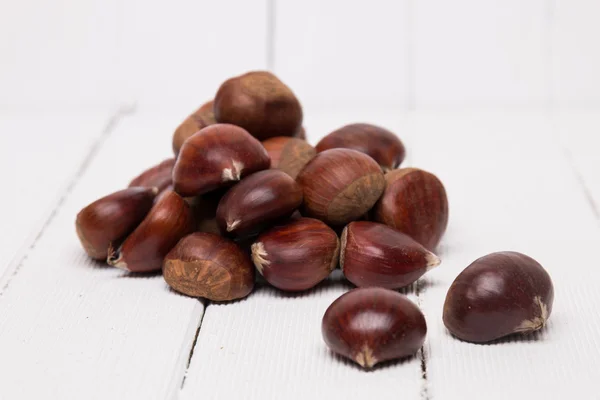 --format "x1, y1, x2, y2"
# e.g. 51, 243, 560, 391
251, 242, 270, 275
151, 186, 160, 195
106, 244, 130, 271
221, 160, 244, 182
354, 344, 377, 369
226, 219, 241, 232
425, 252, 441, 271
